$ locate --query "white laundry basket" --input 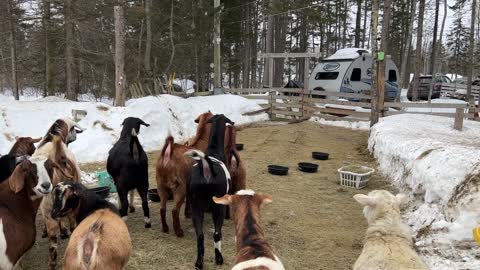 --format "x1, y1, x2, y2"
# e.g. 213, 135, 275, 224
337, 166, 375, 189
